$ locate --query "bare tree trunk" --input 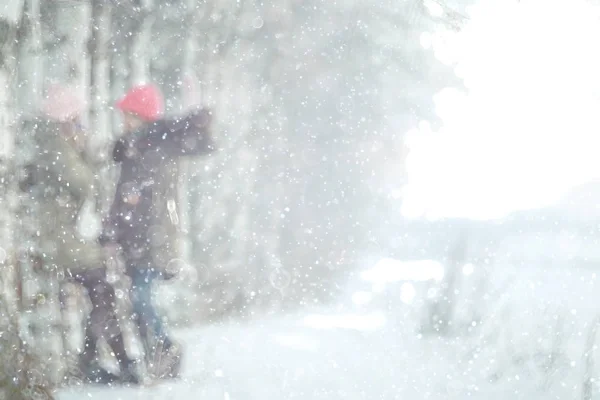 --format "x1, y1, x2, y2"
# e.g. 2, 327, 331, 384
15, 0, 43, 314
89, 0, 115, 215
44, 1, 90, 96
187, 0, 229, 269
129, 0, 154, 85
15, 1, 42, 119
108, 1, 135, 133
0, 1, 23, 333
20, 0, 60, 386
422, 226, 469, 335
109, 55, 128, 130
3, 1, 61, 395
175, 0, 201, 260
33, 0, 93, 385
0, 5, 20, 261
109, 27, 127, 132
89, 0, 111, 152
